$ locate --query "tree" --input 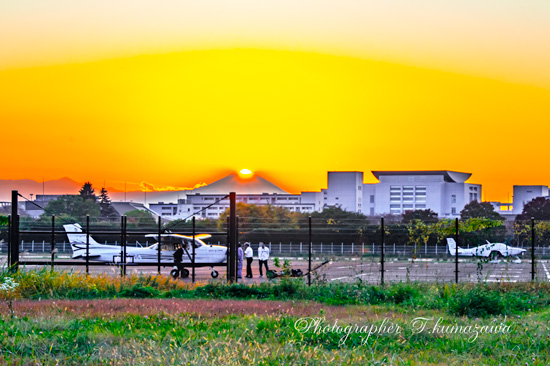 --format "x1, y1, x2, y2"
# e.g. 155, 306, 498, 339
79, 182, 97, 201
217, 203, 301, 230
460, 201, 504, 221
516, 197, 550, 221
402, 209, 438, 224
126, 209, 156, 228
40, 195, 100, 222
98, 187, 119, 221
